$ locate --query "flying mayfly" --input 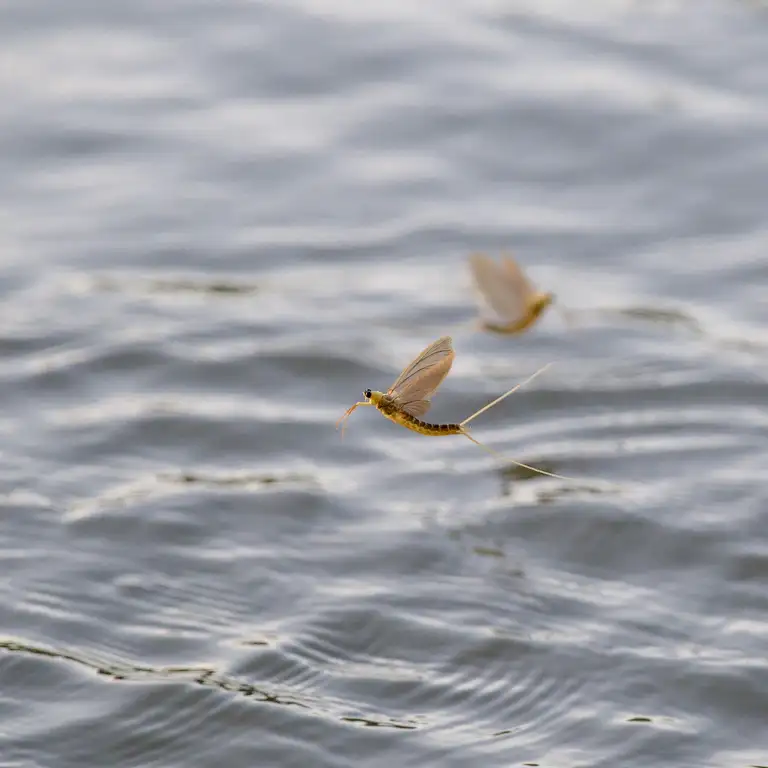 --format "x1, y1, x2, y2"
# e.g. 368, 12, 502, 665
336, 335, 568, 480
469, 253, 554, 334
